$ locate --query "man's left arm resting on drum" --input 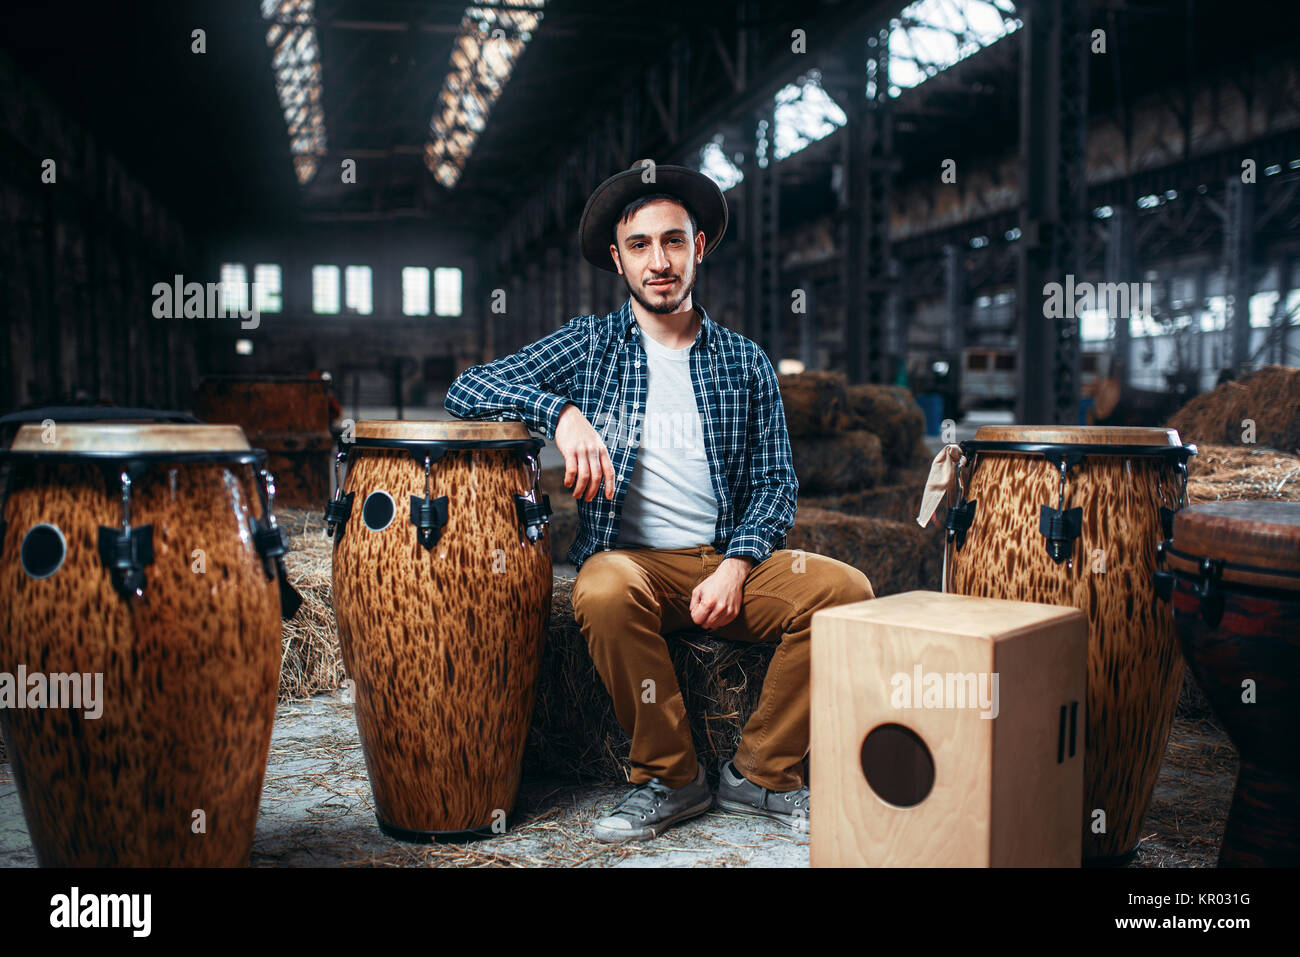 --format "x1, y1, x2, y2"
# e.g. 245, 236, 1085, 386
443, 316, 587, 439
